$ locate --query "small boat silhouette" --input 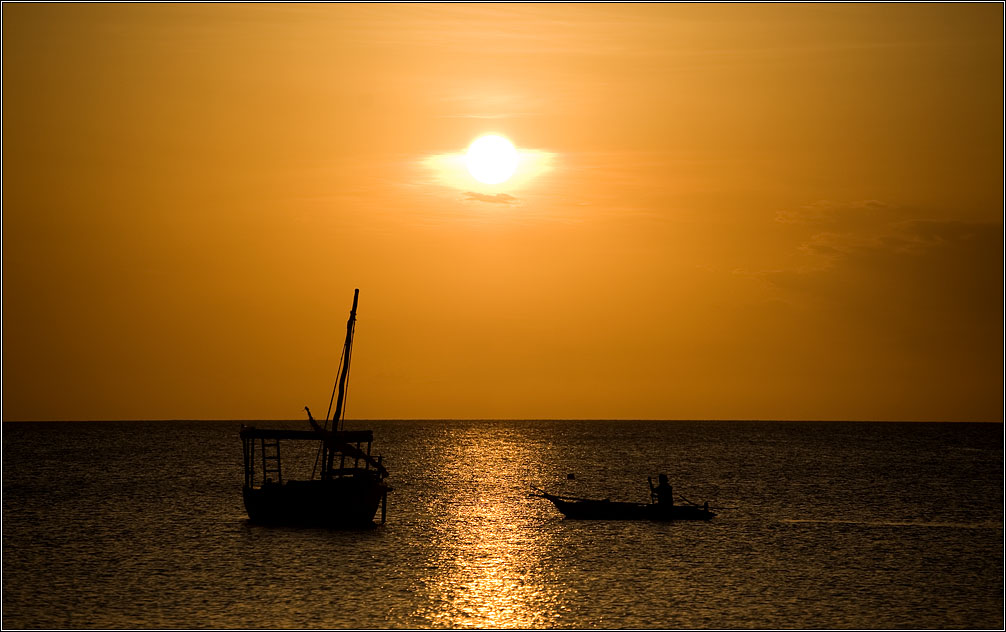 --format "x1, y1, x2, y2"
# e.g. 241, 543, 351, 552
240, 289, 391, 527
532, 485, 716, 521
